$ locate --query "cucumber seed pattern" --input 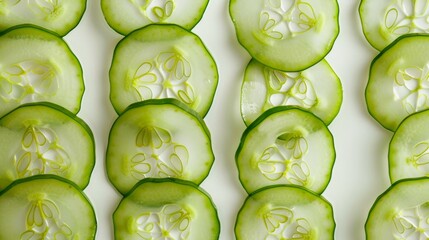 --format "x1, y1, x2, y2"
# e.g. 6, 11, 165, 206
393, 65, 429, 114
14, 125, 70, 178
133, 204, 191, 239
129, 0, 175, 23
385, 0, 429, 36
263, 207, 312, 239
129, 126, 189, 180
259, 0, 316, 40
20, 198, 73, 240
0, 61, 58, 104
407, 142, 429, 173
1, 0, 63, 20
392, 202, 429, 239
131, 51, 194, 106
